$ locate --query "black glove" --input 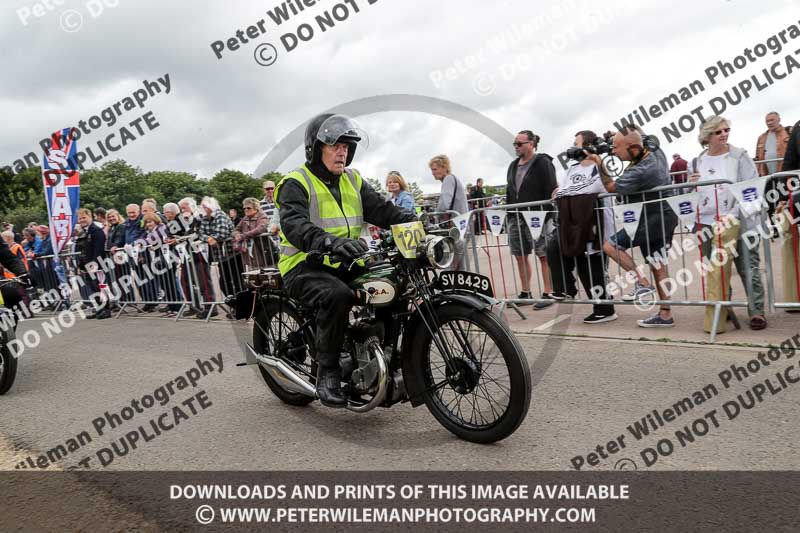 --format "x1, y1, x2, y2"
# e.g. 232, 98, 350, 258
329, 237, 369, 261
